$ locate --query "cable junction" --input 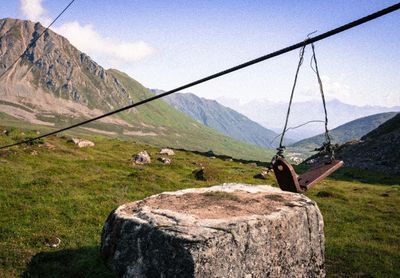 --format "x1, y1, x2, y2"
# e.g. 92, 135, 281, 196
0, 2, 399, 150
